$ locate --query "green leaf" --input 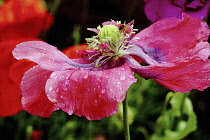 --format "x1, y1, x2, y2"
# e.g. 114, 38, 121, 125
150, 92, 197, 140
